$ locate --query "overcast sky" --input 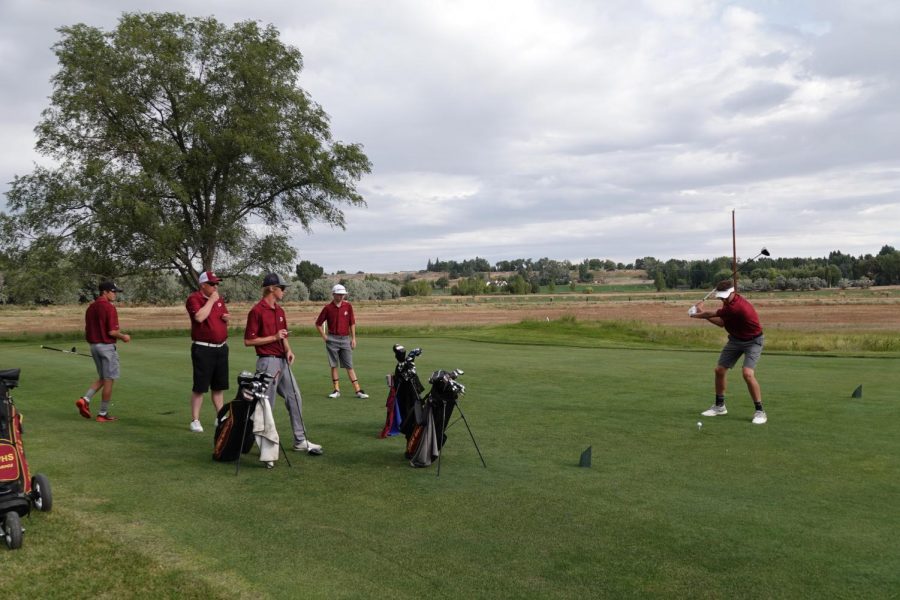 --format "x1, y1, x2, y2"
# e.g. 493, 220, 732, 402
2, 0, 899, 273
